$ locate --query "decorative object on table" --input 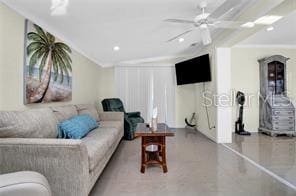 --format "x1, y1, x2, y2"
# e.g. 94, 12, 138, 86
135, 123, 174, 173
101, 98, 144, 140
235, 91, 251, 136
24, 20, 72, 104
151, 107, 158, 132
258, 55, 295, 137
